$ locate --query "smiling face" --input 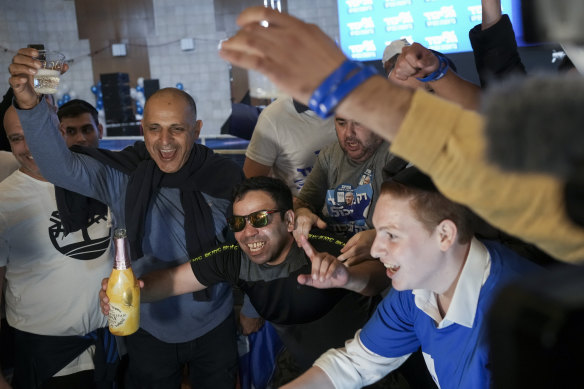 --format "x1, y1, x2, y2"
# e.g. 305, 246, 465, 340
233, 190, 295, 266
334, 116, 383, 163
142, 91, 201, 173
371, 192, 450, 293
60, 112, 103, 148
4, 106, 44, 181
